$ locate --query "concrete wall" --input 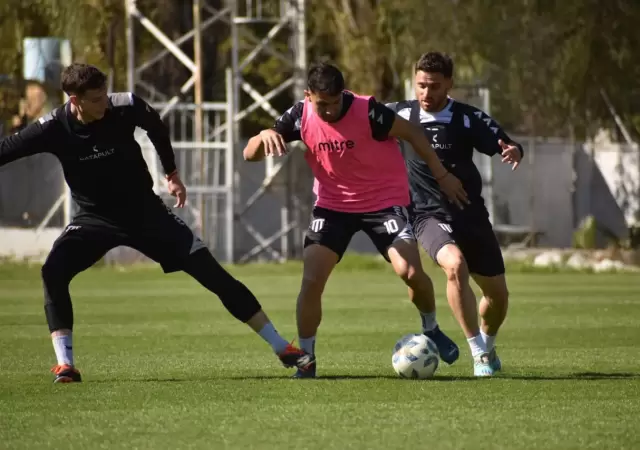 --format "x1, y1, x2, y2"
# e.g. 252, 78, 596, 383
0, 153, 66, 228
490, 136, 634, 248
490, 137, 575, 247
